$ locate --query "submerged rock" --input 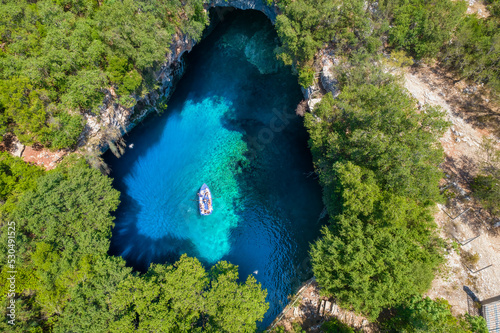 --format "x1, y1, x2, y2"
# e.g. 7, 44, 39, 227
320, 58, 339, 97
244, 28, 281, 74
